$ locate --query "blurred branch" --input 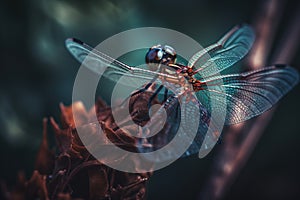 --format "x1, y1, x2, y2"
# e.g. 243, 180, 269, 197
199, 0, 300, 199
271, 2, 300, 64
247, 0, 283, 69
